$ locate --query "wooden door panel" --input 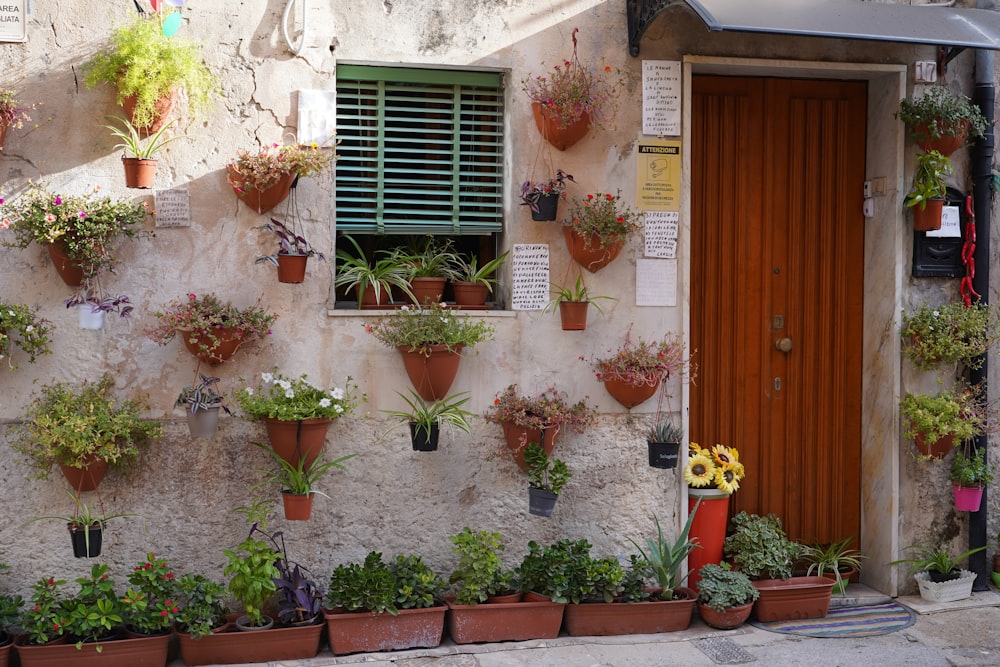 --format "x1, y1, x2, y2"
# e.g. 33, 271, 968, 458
691, 76, 865, 544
